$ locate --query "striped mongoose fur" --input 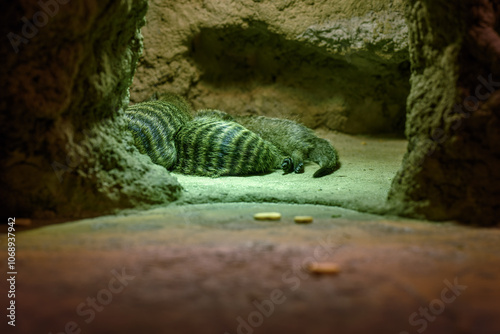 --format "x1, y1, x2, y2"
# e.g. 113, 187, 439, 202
125, 93, 192, 170
174, 114, 290, 177
196, 109, 340, 177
